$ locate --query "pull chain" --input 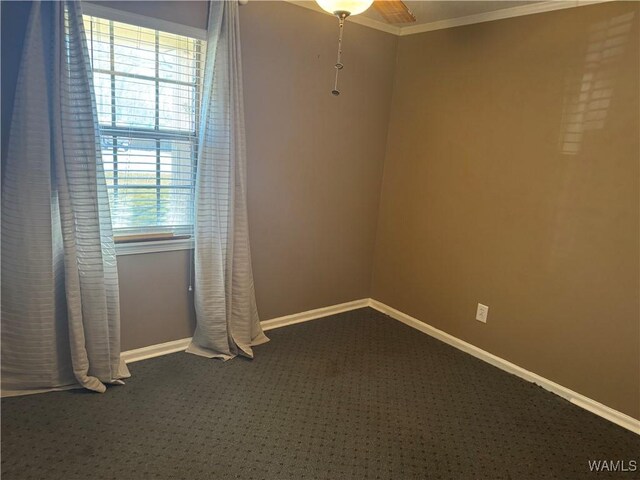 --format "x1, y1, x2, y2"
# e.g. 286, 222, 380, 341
188, 242, 193, 292
332, 12, 349, 96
